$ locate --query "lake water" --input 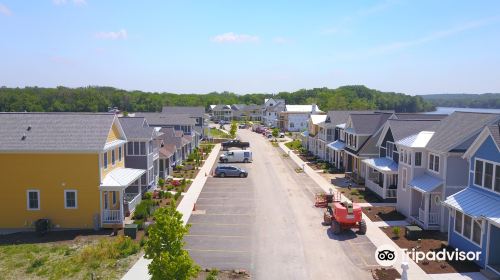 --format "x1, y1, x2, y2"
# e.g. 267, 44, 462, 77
426, 107, 500, 115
